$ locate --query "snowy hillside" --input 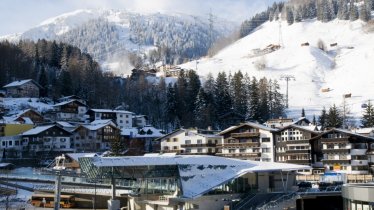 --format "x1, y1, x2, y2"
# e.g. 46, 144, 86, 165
1, 9, 235, 75
181, 19, 374, 120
